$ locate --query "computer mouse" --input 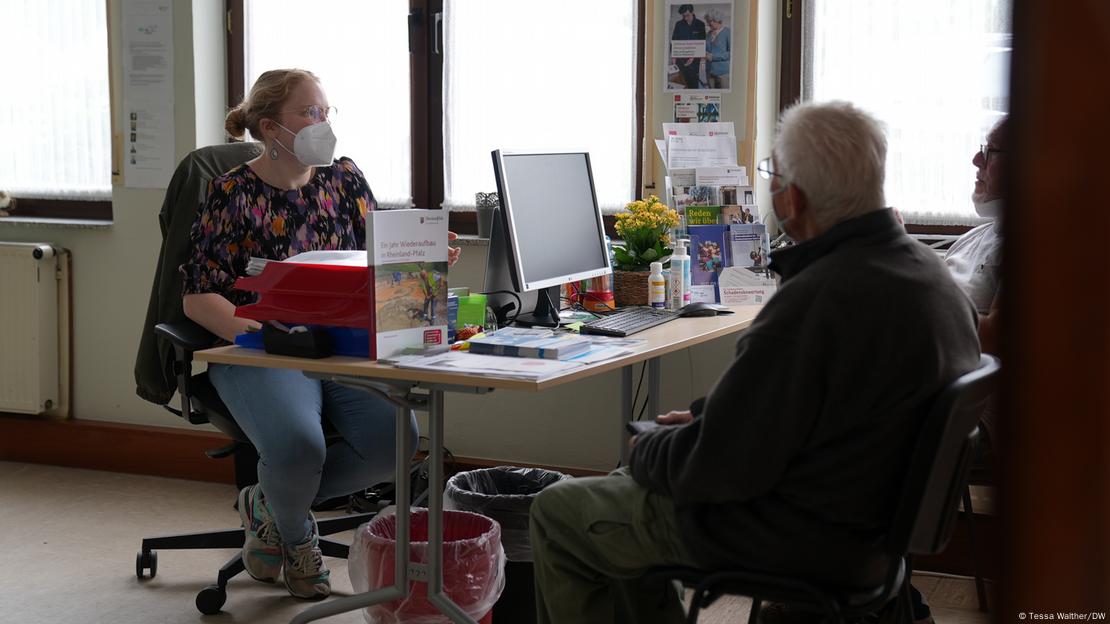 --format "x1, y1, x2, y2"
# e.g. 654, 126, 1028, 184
677, 302, 733, 317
